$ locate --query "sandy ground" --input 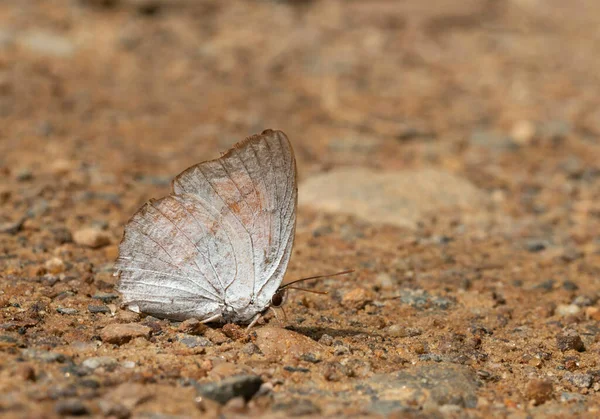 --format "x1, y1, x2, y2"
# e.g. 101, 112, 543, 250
2, 0, 600, 417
